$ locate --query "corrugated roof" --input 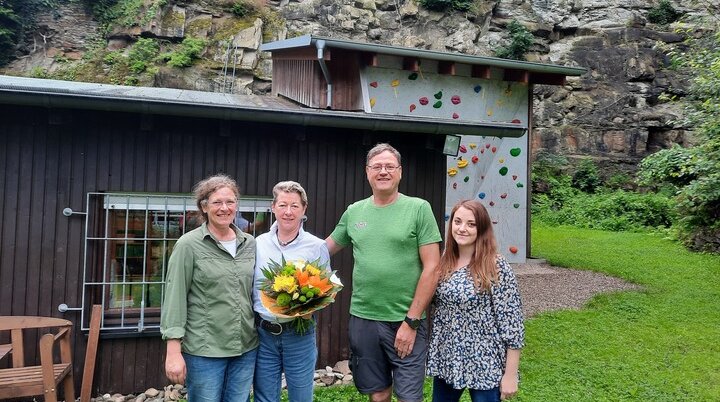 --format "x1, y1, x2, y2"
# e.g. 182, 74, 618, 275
260, 35, 586, 77
0, 75, 527, 137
